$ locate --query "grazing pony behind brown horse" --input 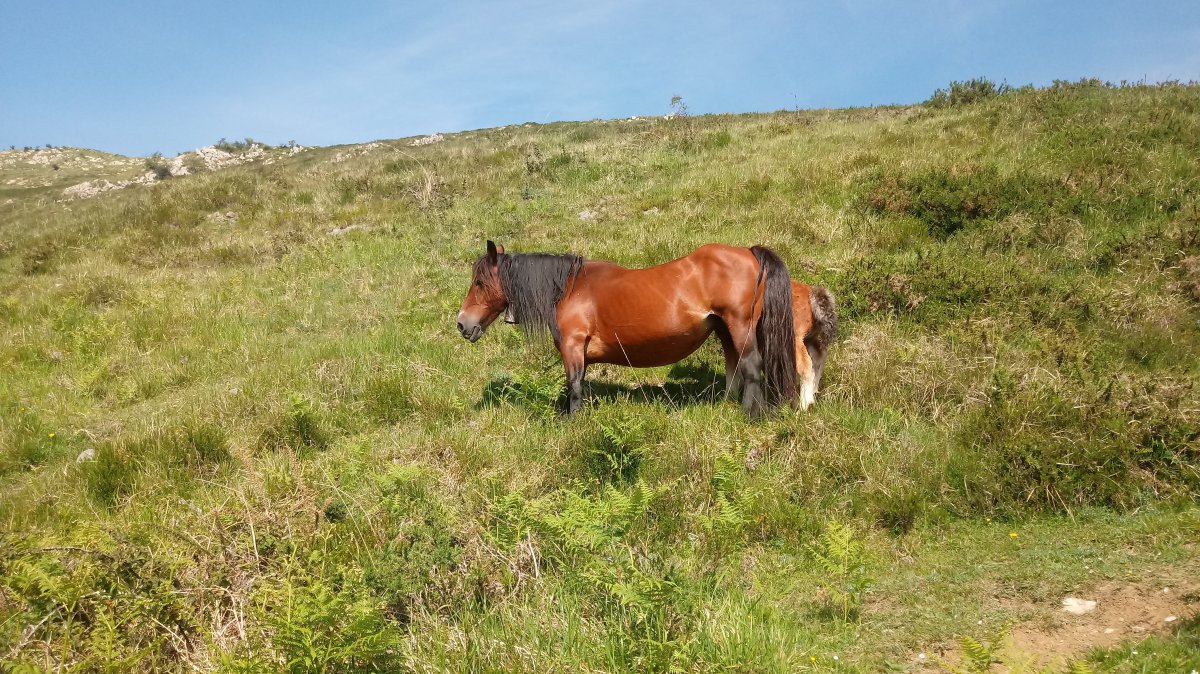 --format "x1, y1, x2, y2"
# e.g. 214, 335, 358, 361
457, 241, 836, 416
